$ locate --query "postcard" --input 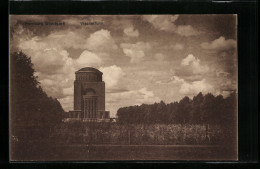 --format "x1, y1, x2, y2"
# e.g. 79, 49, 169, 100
9, 15, 238, 161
